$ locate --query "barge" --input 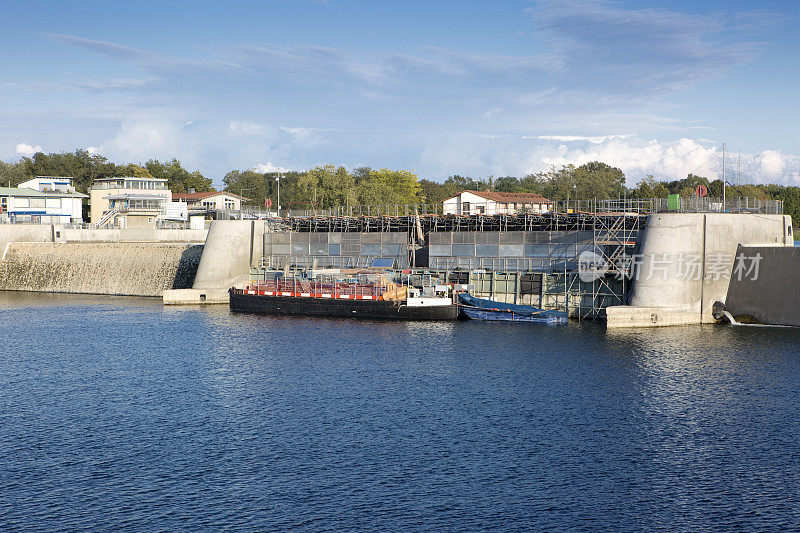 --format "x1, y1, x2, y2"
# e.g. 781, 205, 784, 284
229, 277, 459, 320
